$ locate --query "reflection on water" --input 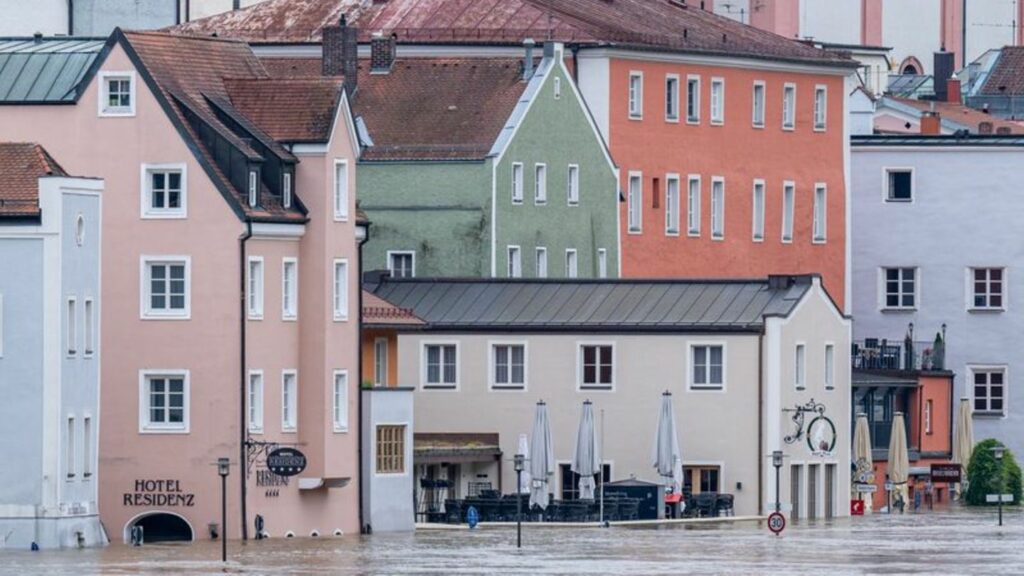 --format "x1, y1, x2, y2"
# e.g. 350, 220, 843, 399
1, 508, 1021, 575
